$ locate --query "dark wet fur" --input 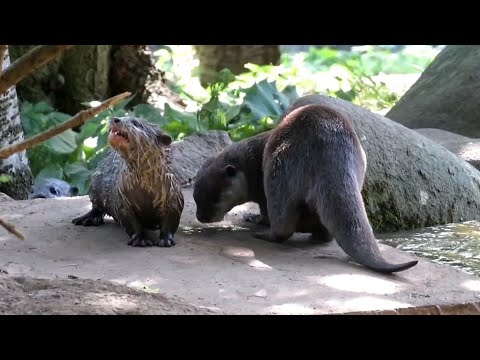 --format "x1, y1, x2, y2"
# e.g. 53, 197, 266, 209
72, 117, 184, 248
194, 101, 418, 273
